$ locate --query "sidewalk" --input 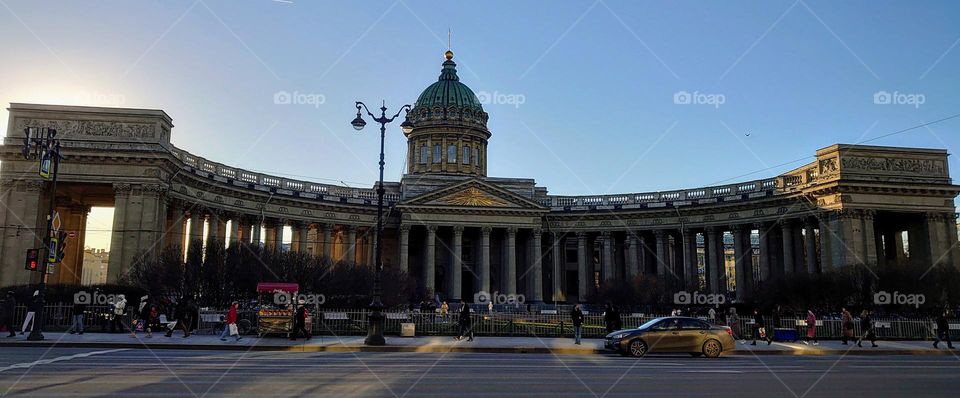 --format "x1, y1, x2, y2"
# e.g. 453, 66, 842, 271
1, 332, 957, 356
